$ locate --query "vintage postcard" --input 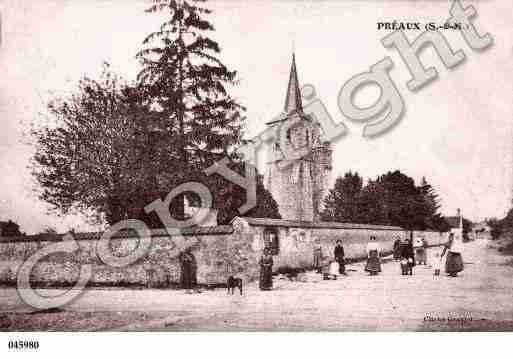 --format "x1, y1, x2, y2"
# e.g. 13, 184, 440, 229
0, 0, 512, 344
